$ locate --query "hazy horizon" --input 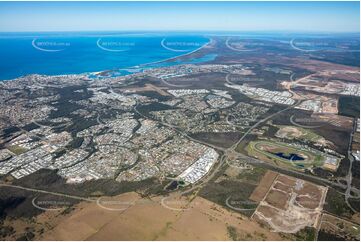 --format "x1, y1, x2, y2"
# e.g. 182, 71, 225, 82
0, 1, 359, 33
